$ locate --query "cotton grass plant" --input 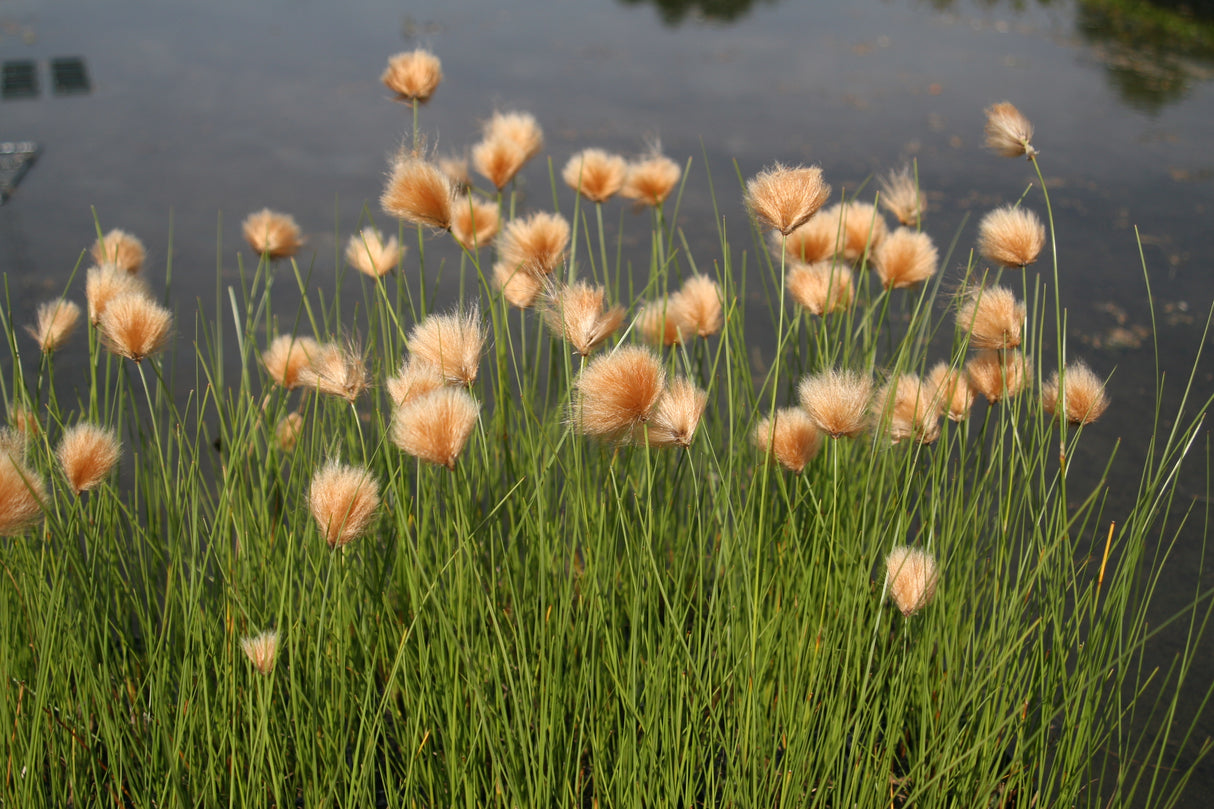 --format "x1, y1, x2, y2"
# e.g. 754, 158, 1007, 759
0, 74, 1211, 809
